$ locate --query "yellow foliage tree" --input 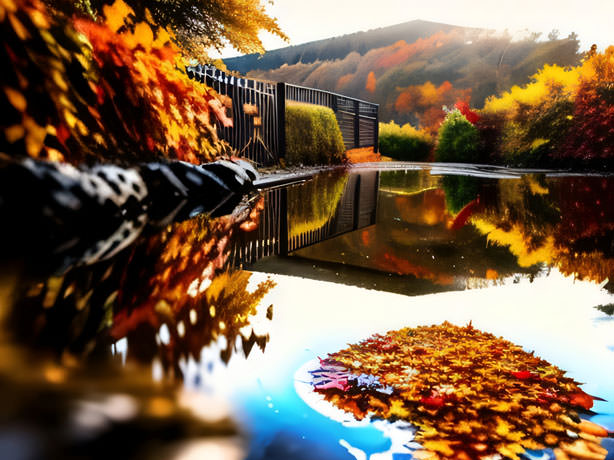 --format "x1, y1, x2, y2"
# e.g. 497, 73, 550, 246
46, 0, 288, 60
